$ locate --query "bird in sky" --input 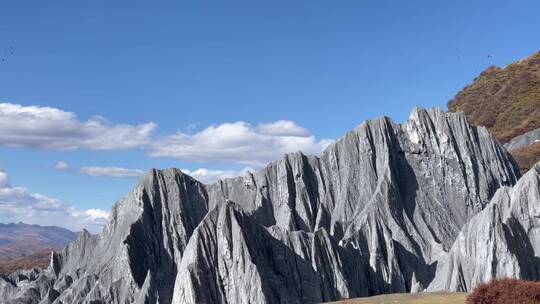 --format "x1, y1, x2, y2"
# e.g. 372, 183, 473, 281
1, 46, 15, 63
